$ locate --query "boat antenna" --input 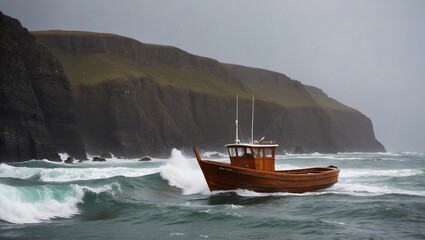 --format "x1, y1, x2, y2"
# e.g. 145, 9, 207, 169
251, 95, 254, 144
235, 96, 240, 144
